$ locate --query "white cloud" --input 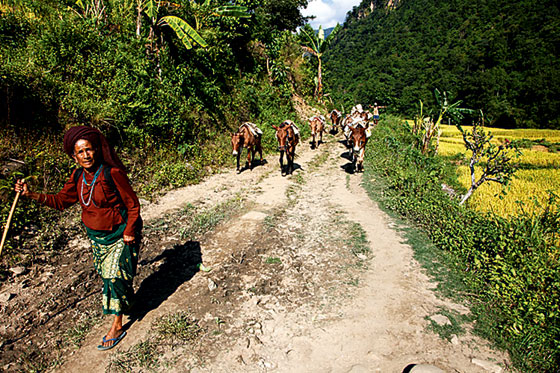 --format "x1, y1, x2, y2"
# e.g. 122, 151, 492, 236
302, 0, 363, 29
